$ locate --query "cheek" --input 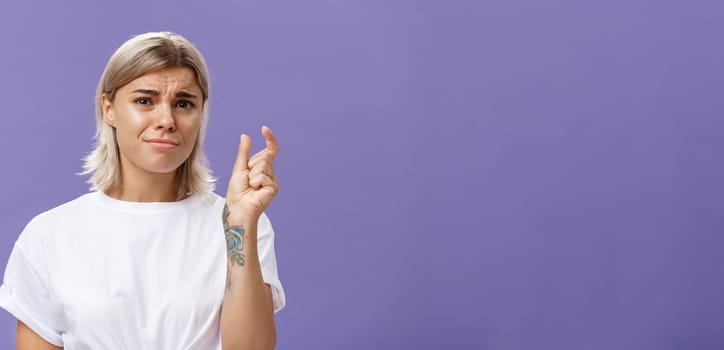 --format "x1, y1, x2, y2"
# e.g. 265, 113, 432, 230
115, 130, 141, 158
115, 117, 145, 146
182, 118, 201, 142
112, 109, 154, 158
114, 108, 147, 134
178, 119, 201, 156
